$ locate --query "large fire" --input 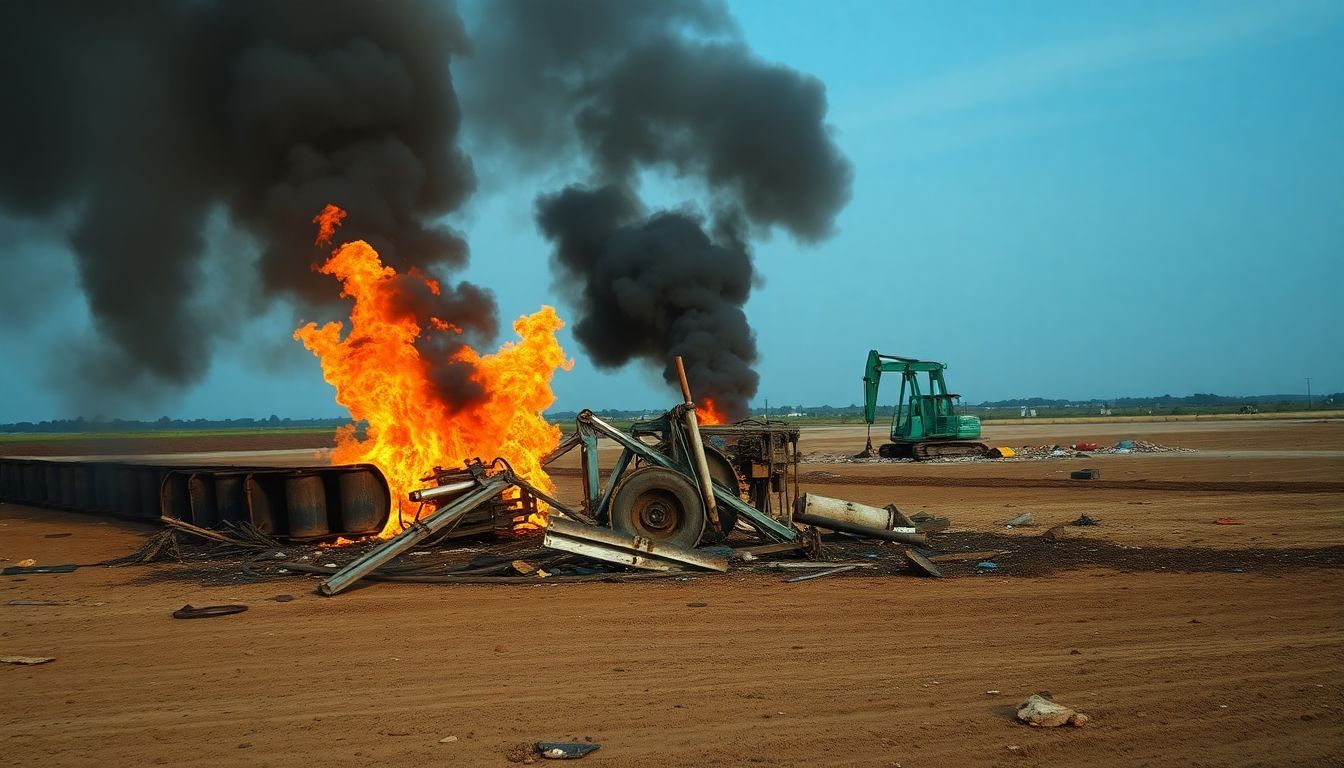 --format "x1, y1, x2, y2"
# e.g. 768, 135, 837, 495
696, 398, 730, 426
295, 205, 570, 537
